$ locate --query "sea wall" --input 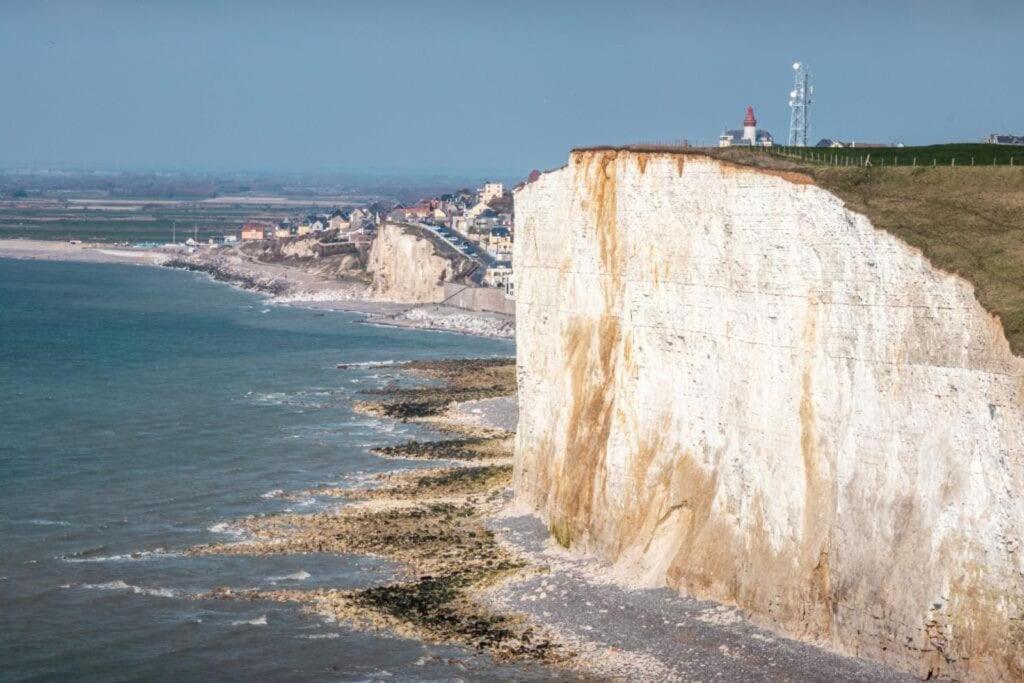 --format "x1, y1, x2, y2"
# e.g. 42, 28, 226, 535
512, 150, 1024, 680
367, 223, 454, 303
442, 282, 517, 316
